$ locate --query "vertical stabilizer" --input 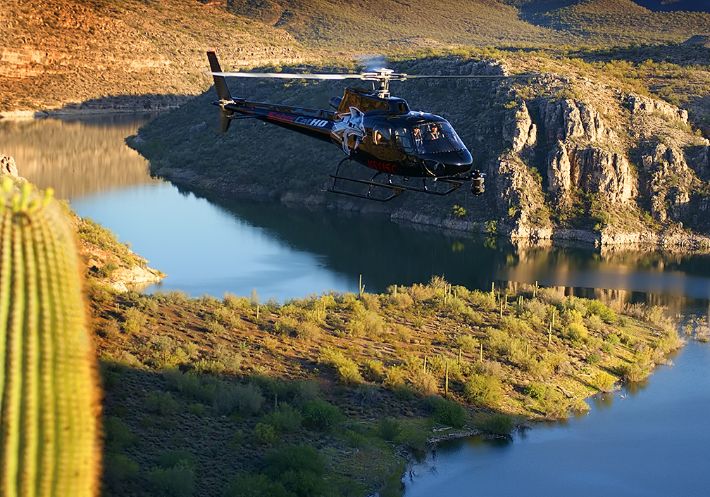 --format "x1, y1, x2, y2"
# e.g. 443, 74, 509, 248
206, 51, 234, 132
